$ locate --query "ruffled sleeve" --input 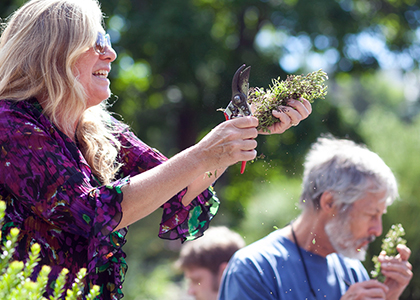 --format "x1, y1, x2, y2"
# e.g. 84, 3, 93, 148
114, 120, 220, 242
158, 185, 219, 242
86, 177, 130, 299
